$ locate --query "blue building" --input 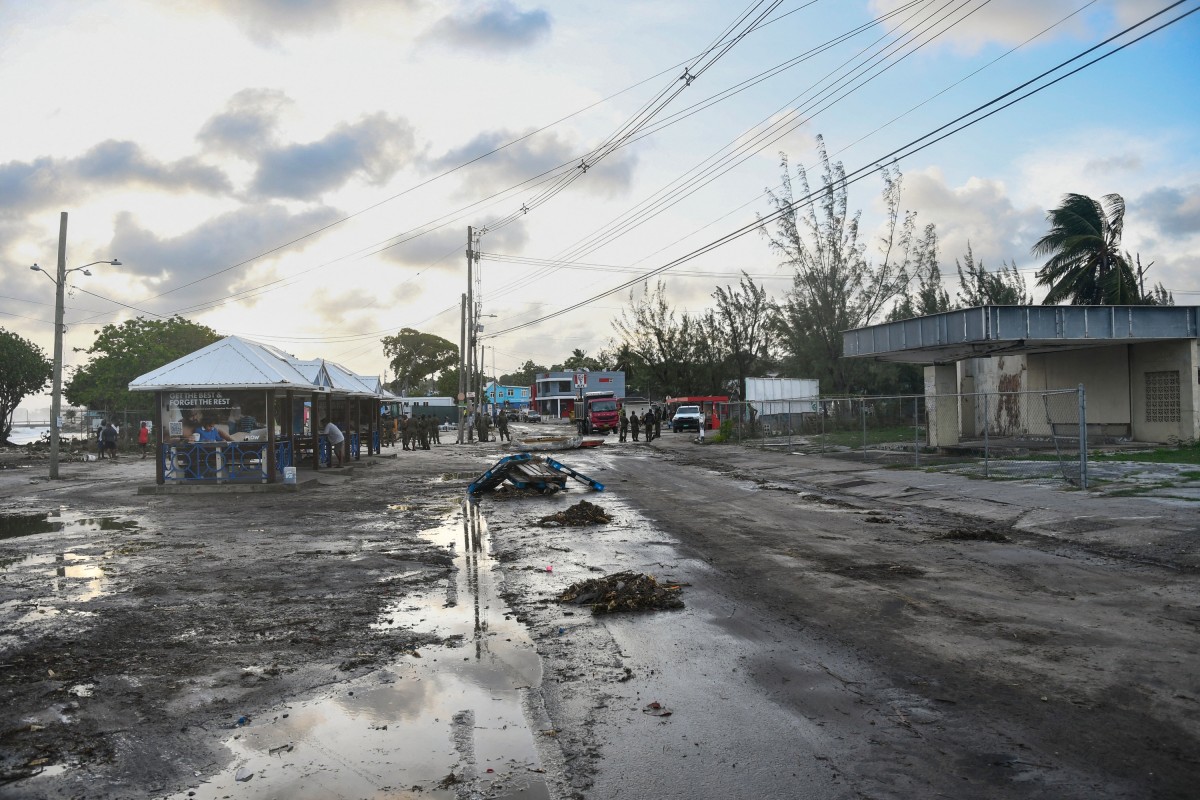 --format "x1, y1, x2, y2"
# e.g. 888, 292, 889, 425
484, 381, 532, 413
